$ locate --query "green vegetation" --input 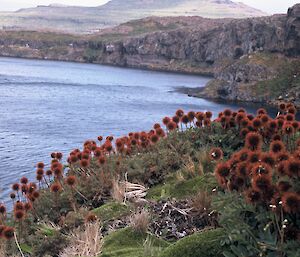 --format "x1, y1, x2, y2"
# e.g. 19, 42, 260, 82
147, 173, 217, 200
101, 227, 169, 257
199, 53, 300, 106
255, 58, 300, 99
159, 228, 225, 257
0, 104, 299, 257
93, 202, 131, 223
